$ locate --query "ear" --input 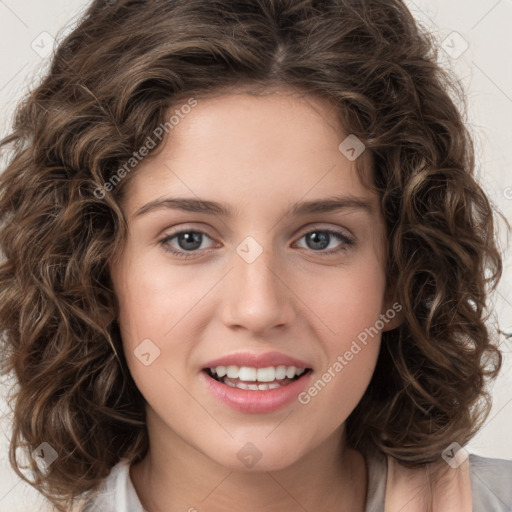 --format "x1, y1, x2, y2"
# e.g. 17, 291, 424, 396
380, 285, 404, 332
